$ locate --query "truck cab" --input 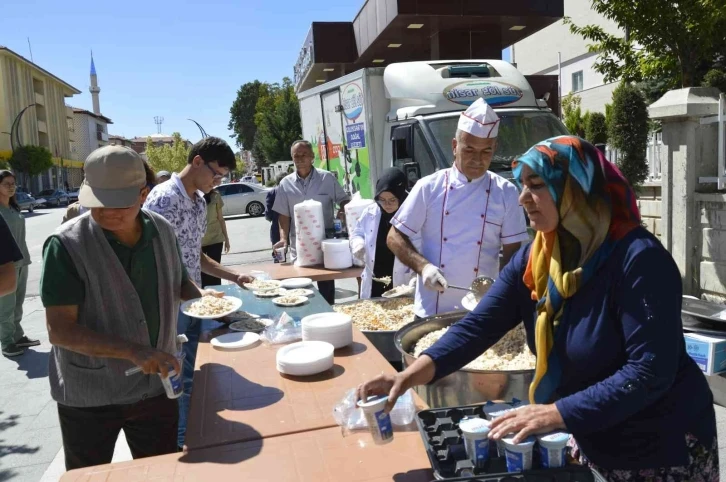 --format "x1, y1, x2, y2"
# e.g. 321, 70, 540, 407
384, 61, 568, 184
297, 59, 568, 198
